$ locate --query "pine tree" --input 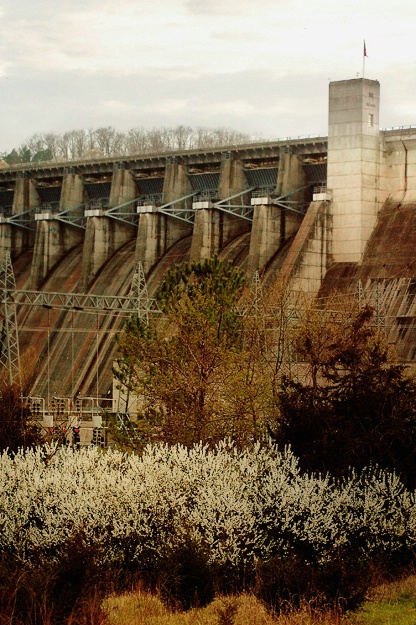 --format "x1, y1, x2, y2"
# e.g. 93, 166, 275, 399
116, 258, 258, 446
